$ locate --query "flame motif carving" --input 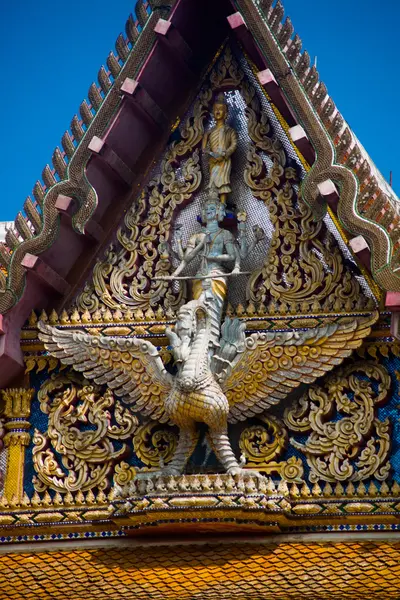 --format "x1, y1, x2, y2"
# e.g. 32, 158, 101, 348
133, 422, 178, 468
76, 92, 210, 316
33, 375, 138, 493
242, 80, 373, 313
284, 362, 391, 482
74, 46, 374, 320
239, 415, 304, 482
